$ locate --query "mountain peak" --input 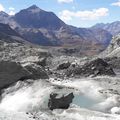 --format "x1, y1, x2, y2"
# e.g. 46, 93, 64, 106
28, 5, 39, 9
14, 5, 65, 30
27, 5, 44, 12
0, 11, 9, 17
